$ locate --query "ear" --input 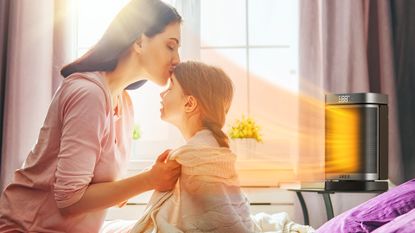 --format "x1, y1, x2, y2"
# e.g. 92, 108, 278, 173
184, 96, 198, 113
